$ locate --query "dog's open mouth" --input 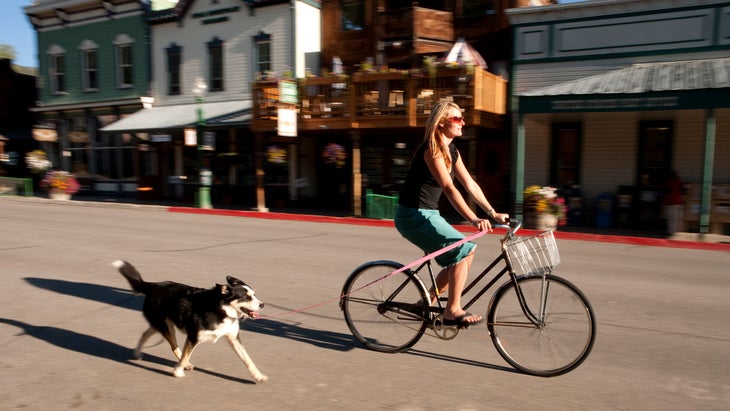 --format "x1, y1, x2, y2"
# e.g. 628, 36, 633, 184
239, 308, 260, 319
